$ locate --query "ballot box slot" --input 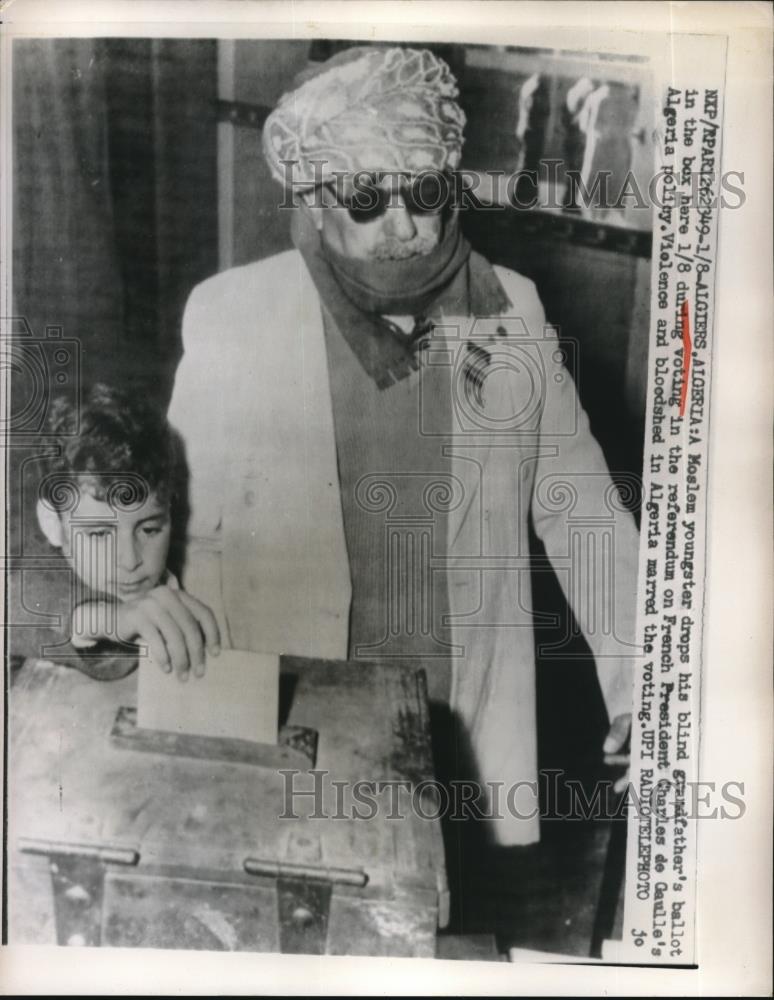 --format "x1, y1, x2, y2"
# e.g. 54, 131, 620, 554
110, 705, 319, 769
